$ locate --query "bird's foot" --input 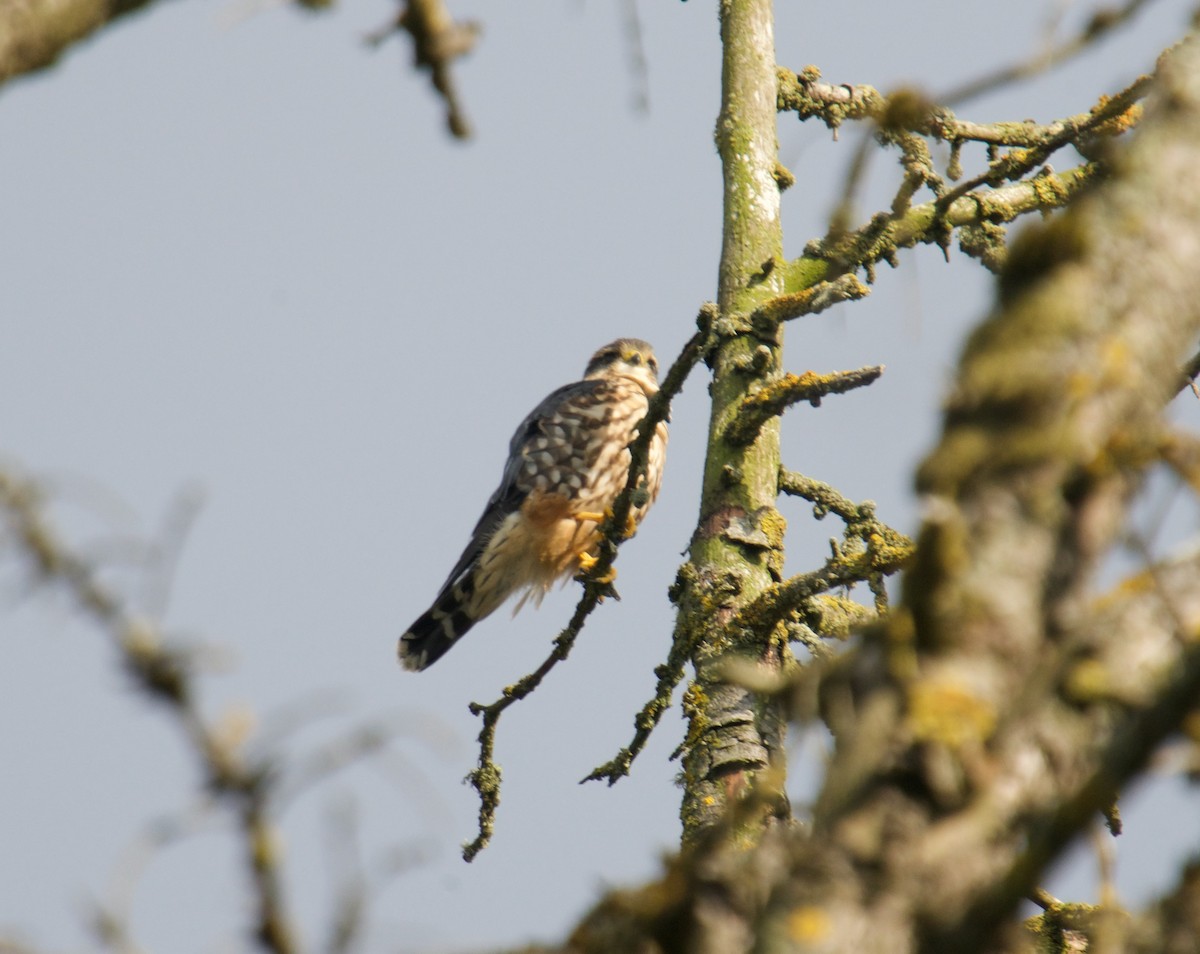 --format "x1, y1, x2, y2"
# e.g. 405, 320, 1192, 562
574, 508, 638, 539
575, 552, 618, 593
